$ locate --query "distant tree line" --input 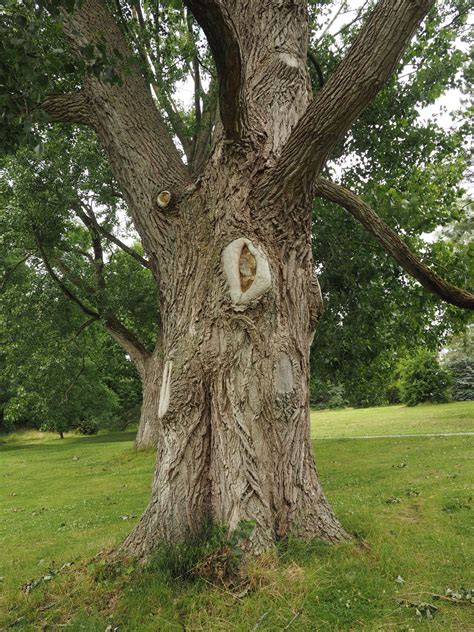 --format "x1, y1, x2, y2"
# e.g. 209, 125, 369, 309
311, 326, 474, 409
